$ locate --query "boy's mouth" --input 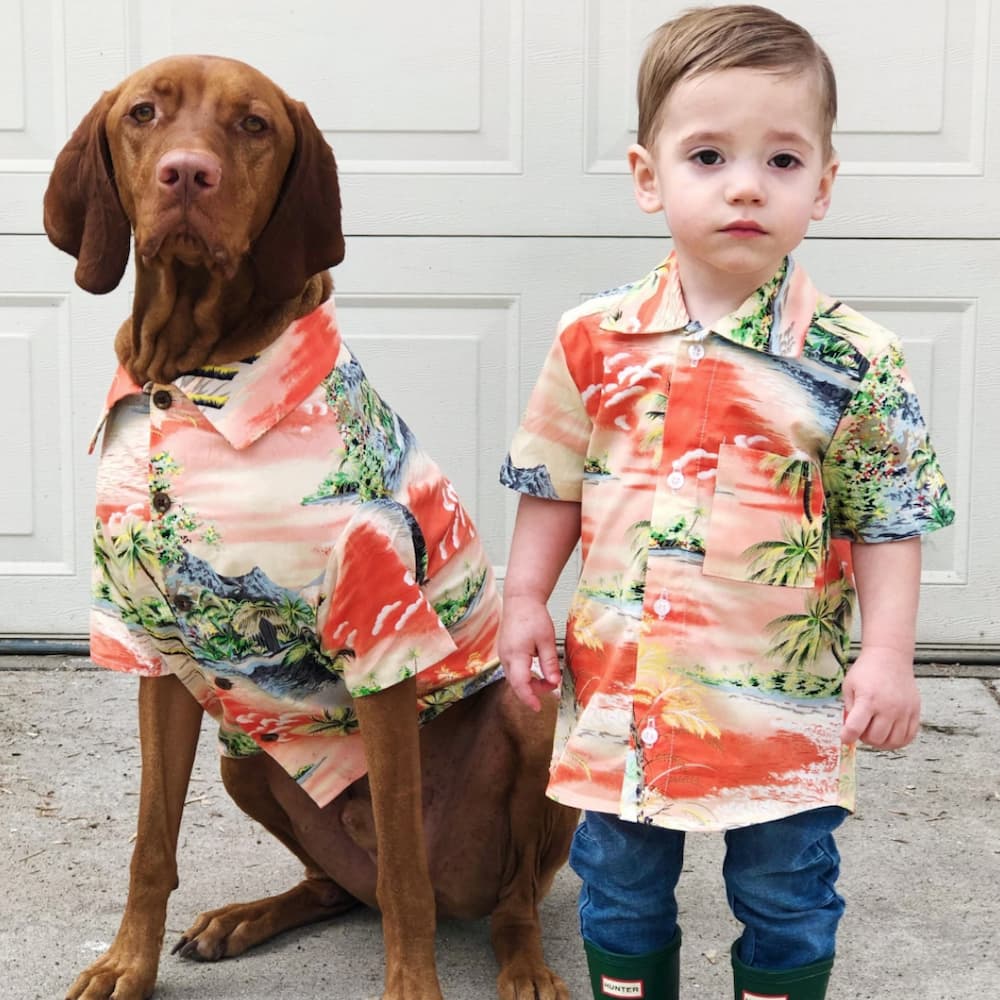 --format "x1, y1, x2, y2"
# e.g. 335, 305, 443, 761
721, 220, 766, 236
